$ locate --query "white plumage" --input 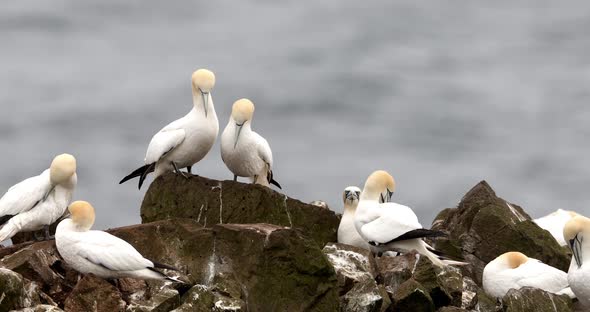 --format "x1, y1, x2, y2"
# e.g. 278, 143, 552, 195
220, 99, 280, 188
564, 216, 590, 307
534, 209, 578, 246
120, 69, 219, 189
483, 251, 574, 298
0, 154, 77, 242
337, 186, 370, 250
56, 201, 178, 281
